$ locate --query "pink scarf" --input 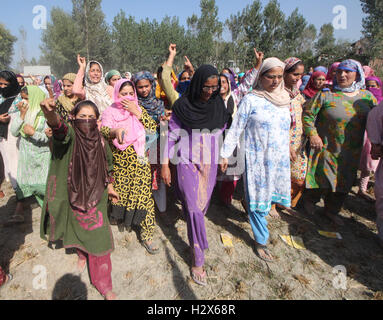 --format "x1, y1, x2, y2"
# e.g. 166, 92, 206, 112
101, 79, 146, 157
